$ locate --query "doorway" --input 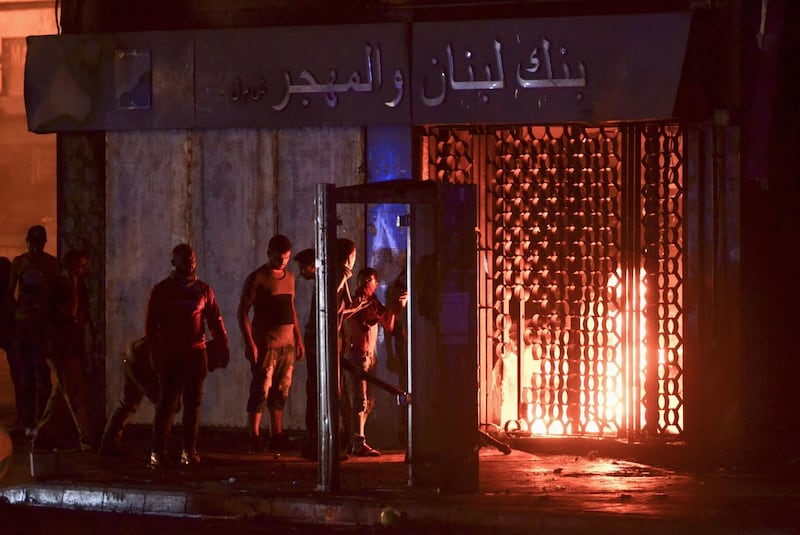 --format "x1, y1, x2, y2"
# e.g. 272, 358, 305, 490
421, 124, 686, 442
